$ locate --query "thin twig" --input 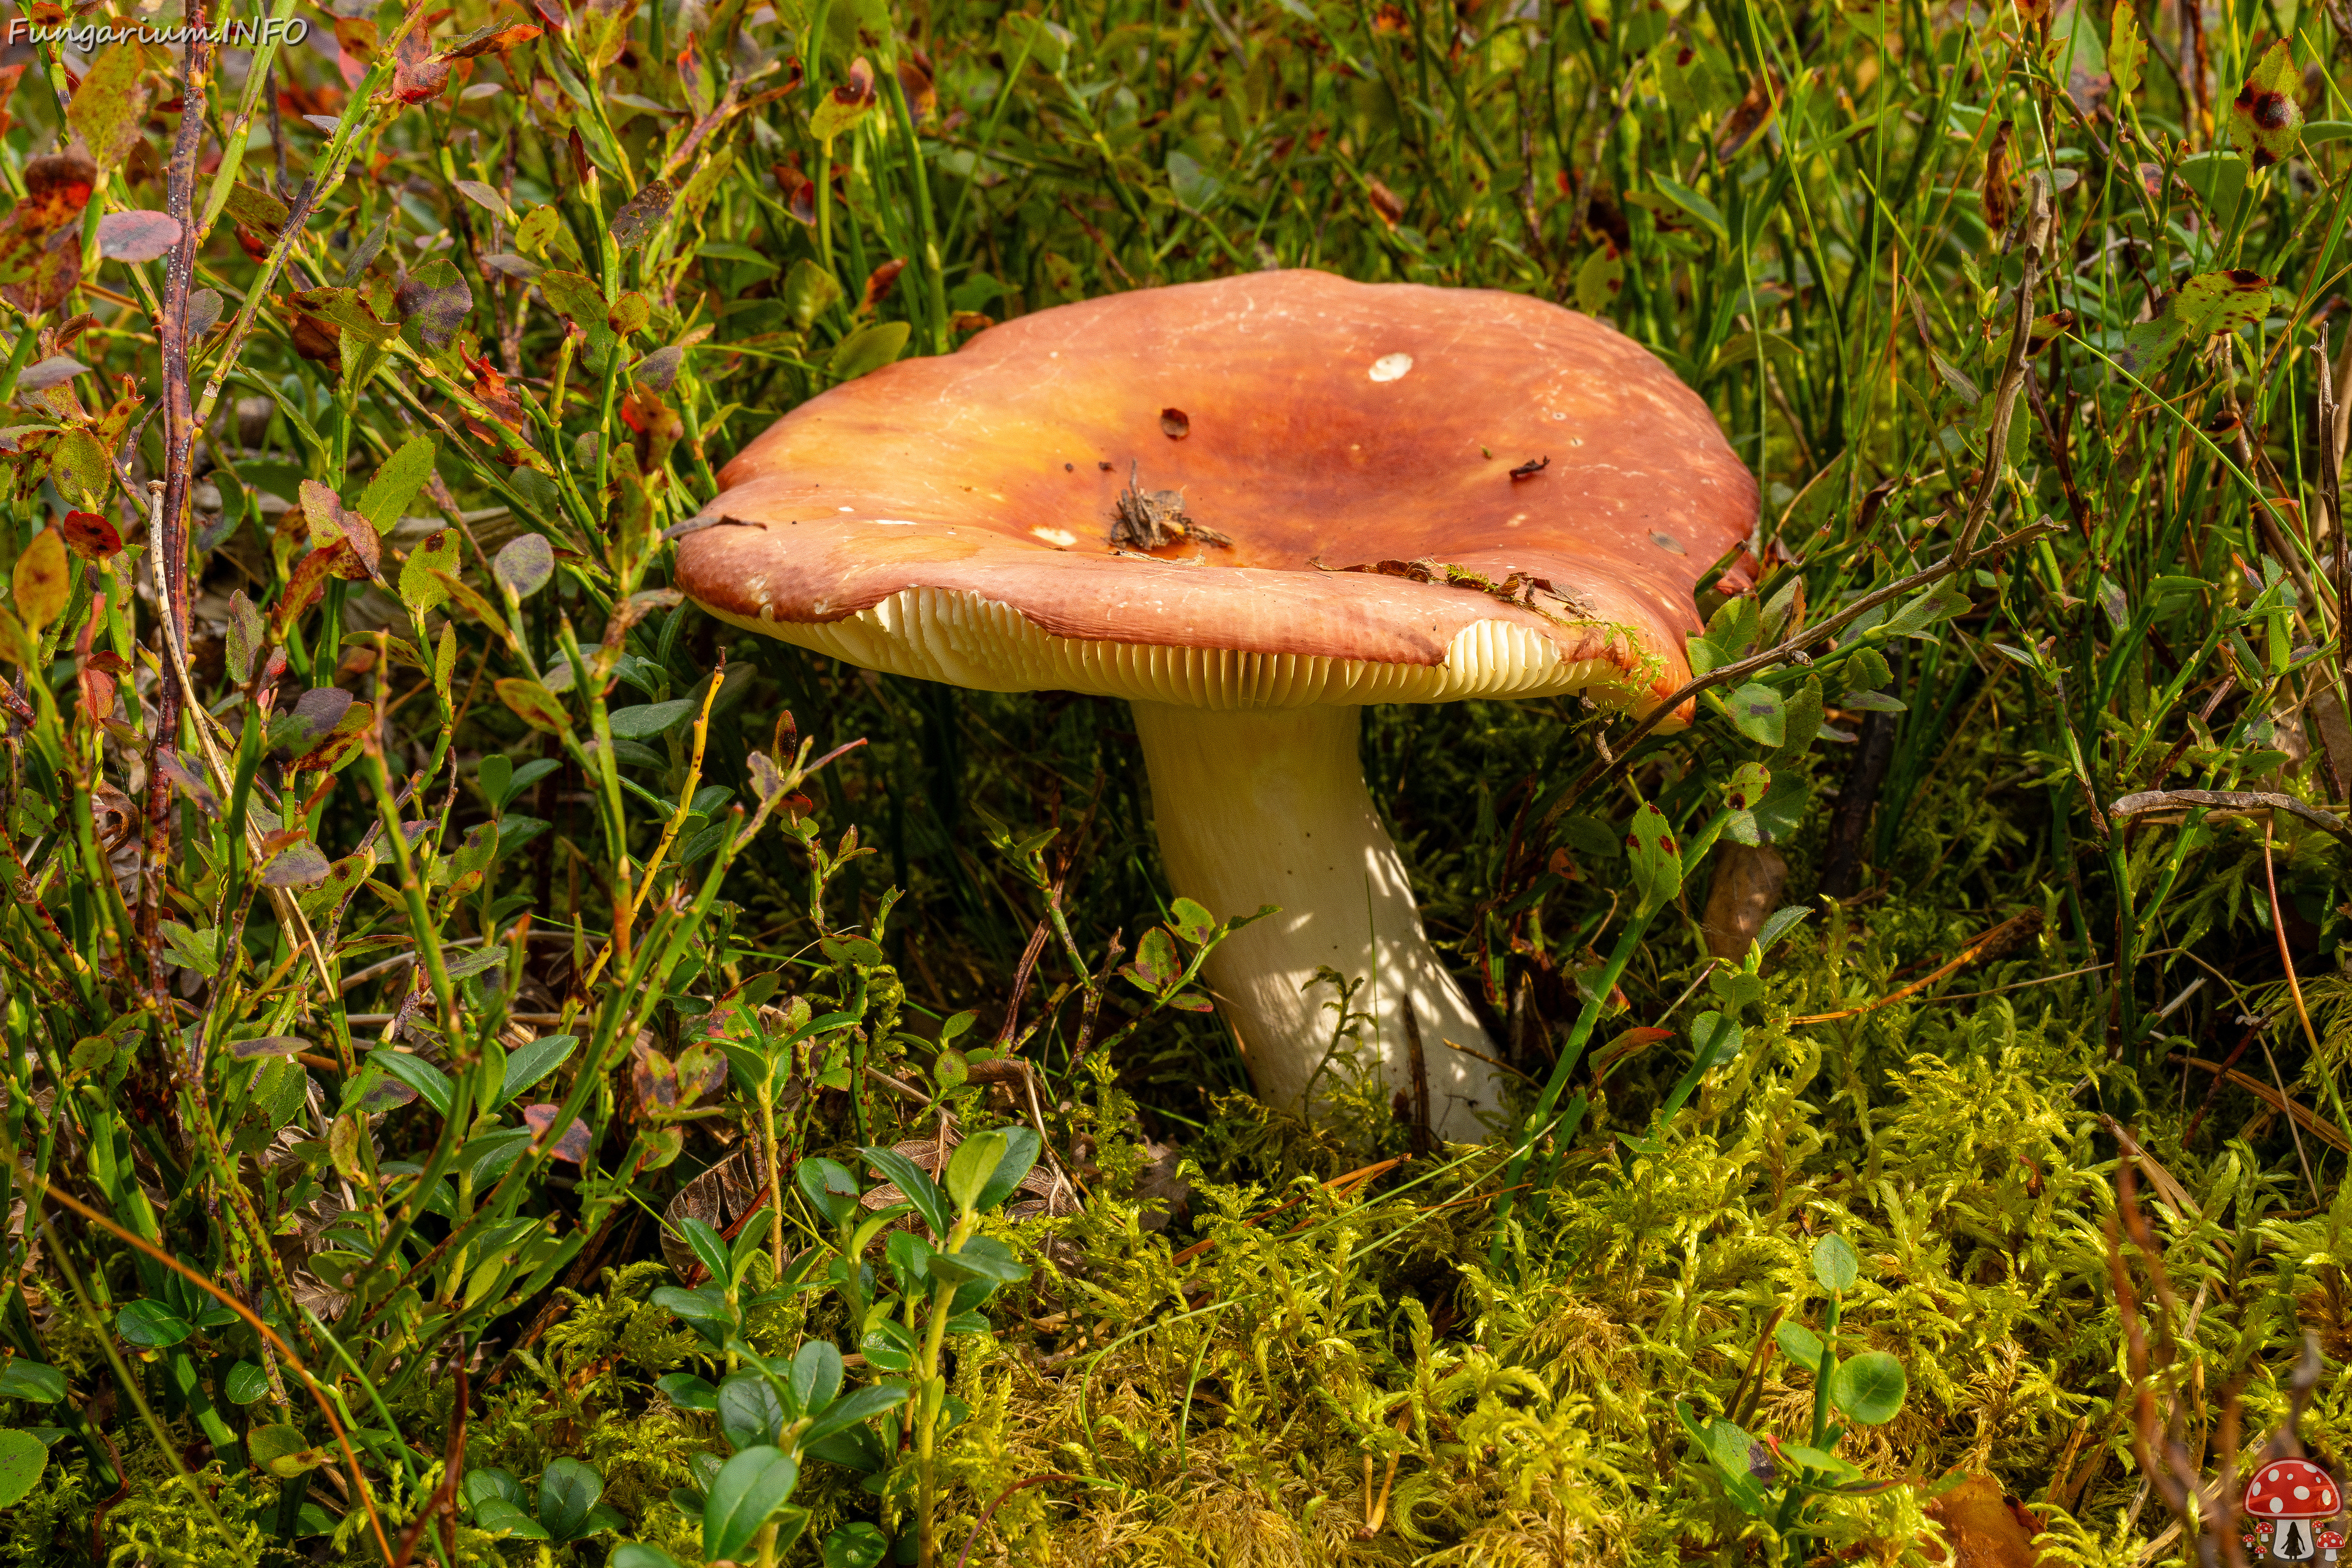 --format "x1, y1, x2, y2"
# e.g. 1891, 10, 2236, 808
1955, 173, 2052, 567
1786, 910, 2041, 1024
2108, 788, 2352, 851
1557, 515, 2062, 816
141, 0, 216, 998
